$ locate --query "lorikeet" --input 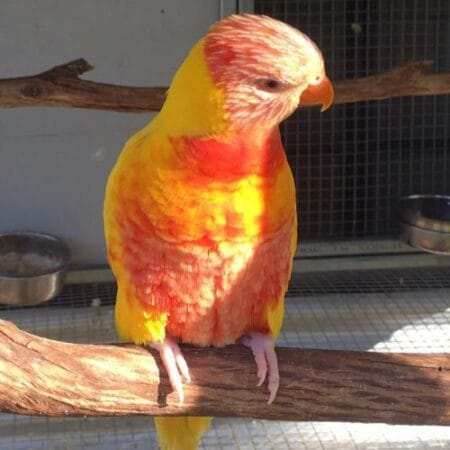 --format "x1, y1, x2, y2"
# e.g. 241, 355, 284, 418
104, 14, 333, 450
